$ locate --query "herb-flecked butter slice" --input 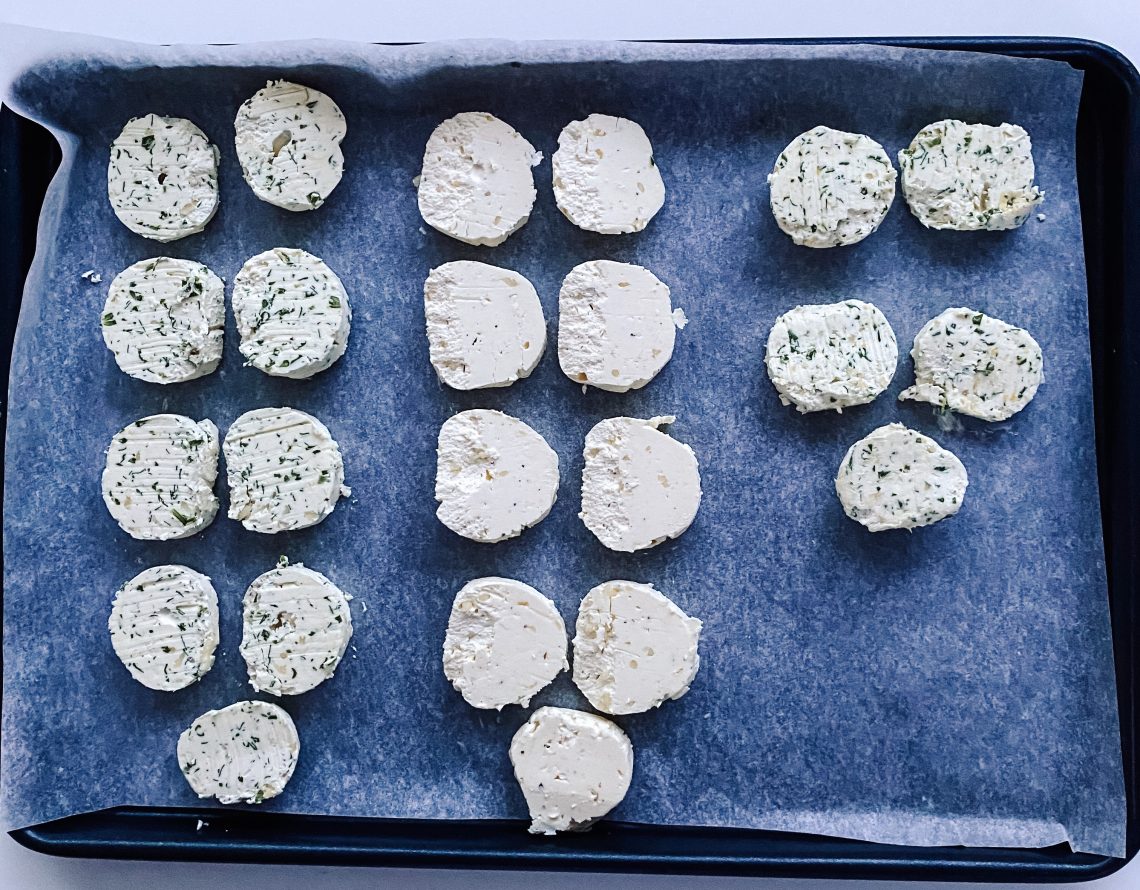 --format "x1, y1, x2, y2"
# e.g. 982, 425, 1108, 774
177, 700, 299, 805
898, 120, 1043, 231
232, 248, 351, 379
101, 414, 219, 540
234, 80, 346, 211
108, 564, 219, 691
107, 114, 219, 242
767, 125, 896, 248
835, 423, 968, 532
899, 307, 1044, 421
240, 562, 353, 696
223, 407, 348, 534
101, 257, 224, 384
